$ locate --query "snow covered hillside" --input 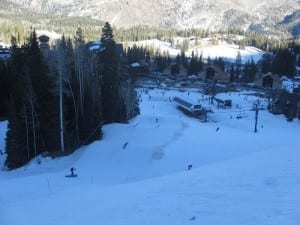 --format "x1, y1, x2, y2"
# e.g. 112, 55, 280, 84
1, 88, 300, 225
128, 39, 264, 62
5, 0, 300, 35
190, 44, 264, 63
